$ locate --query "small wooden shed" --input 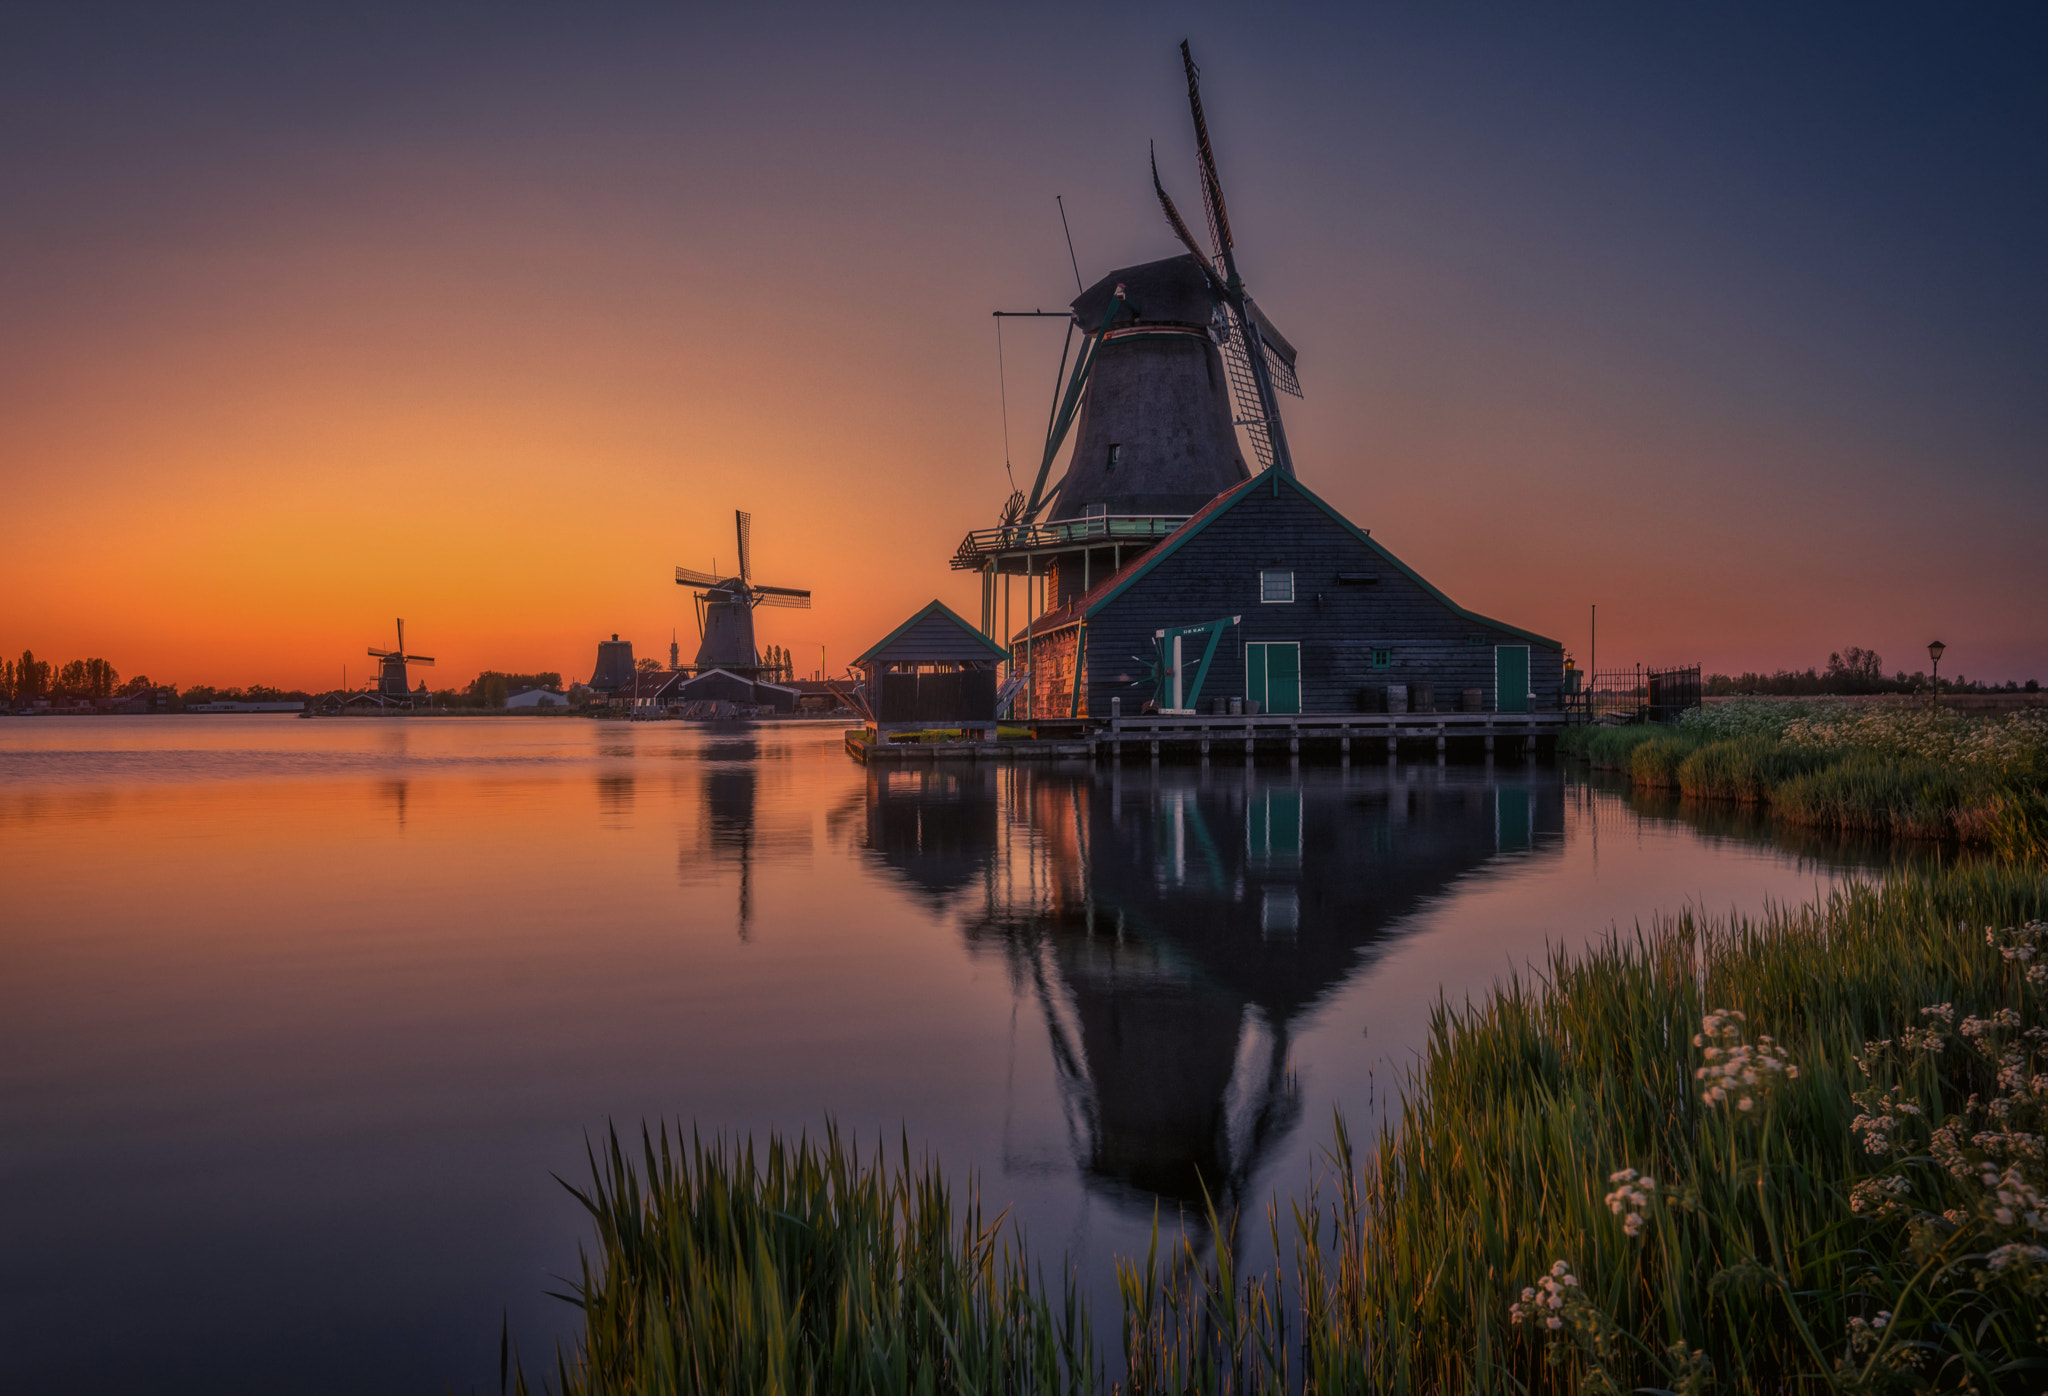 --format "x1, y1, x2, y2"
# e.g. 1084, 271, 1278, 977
854, 600, 1011, 739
